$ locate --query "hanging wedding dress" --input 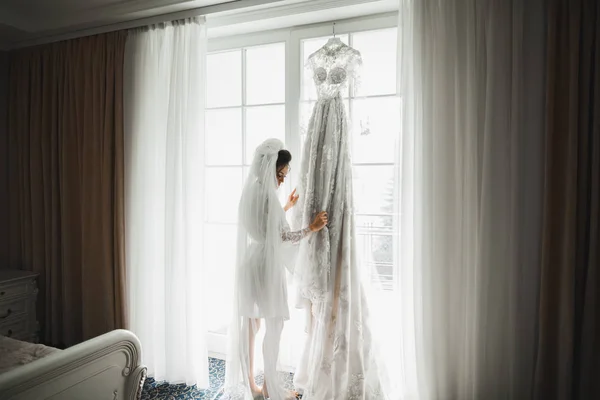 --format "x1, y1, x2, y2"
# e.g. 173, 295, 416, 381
293, 37, 389, 400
